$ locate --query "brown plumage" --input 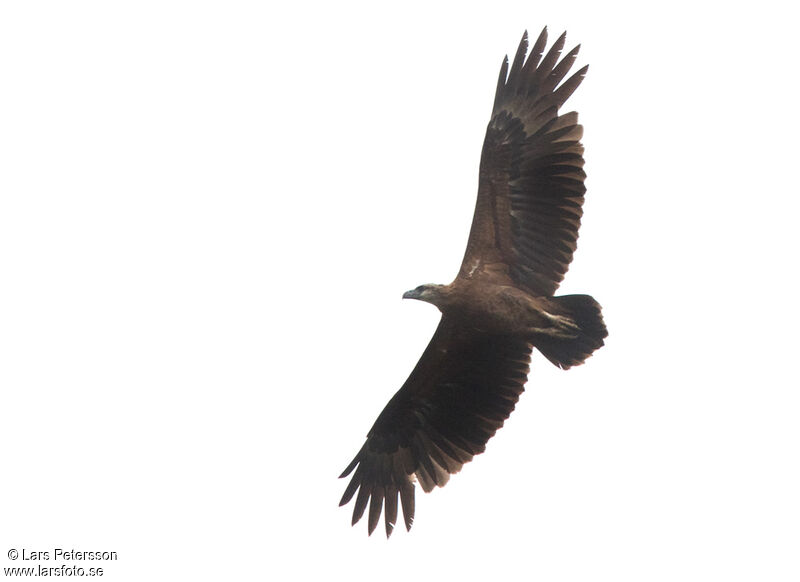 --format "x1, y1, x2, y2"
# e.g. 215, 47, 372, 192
340, 28, 607, 537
